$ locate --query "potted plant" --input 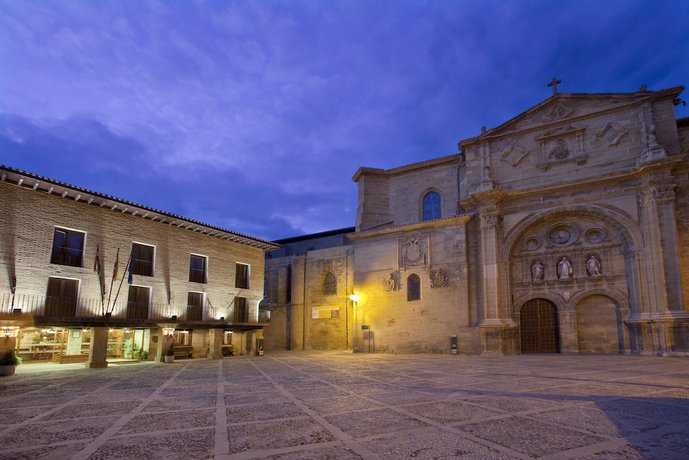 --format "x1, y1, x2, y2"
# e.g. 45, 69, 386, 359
164, 343, 175, 364
0, 349, 21, 376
